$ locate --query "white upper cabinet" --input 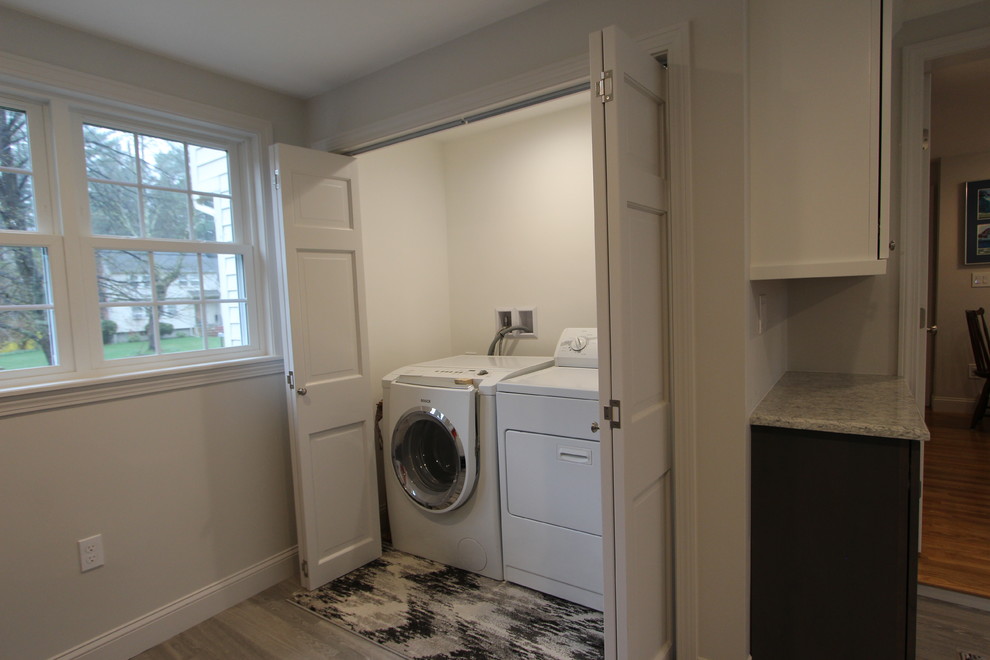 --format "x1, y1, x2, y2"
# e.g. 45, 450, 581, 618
749, 0, 891, 280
